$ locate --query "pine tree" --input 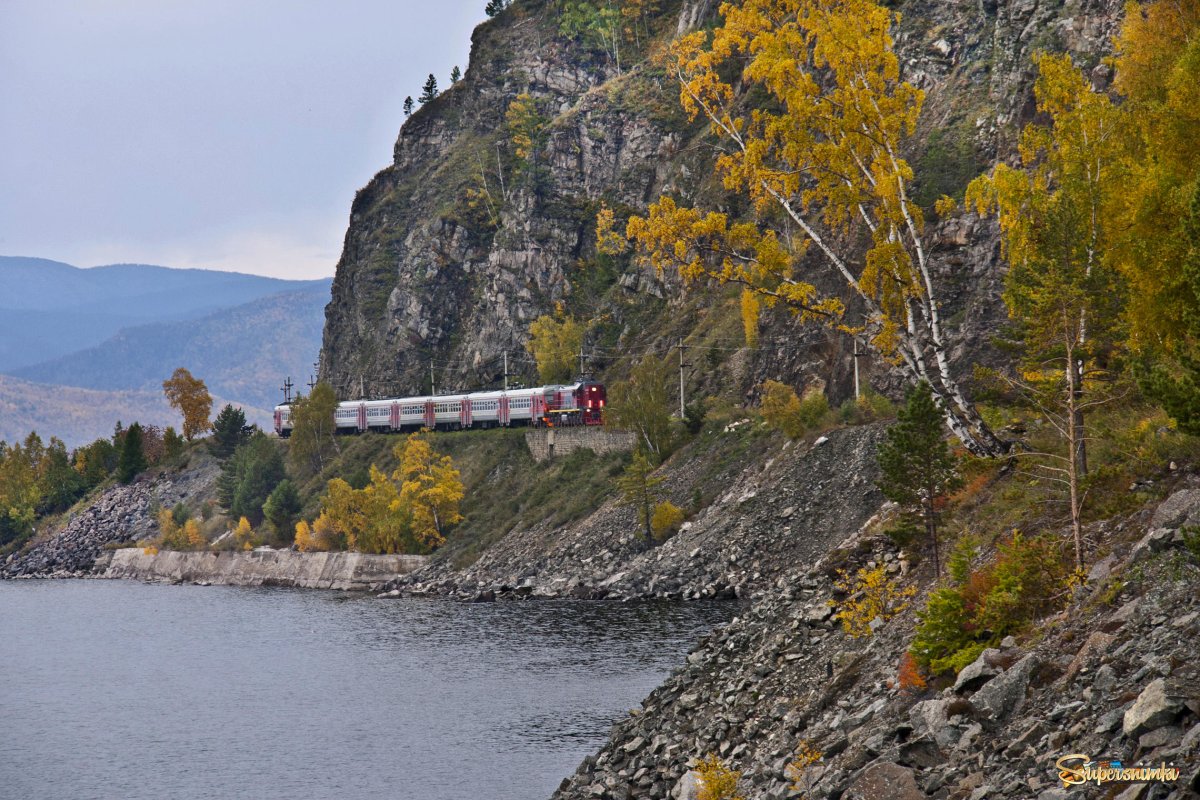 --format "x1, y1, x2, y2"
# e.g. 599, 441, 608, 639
450, 65, 461, 84
484, 0, 508, 17
617, 451, 664, 542
163, 427, 185, 461
418, 74, 438, 104
210, 404, 251, 459
876, 383, 962, 575
117, 423, 148, 484
403, 96, 413, 117
218, 433, 286, 525
263, 479, 303, 540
